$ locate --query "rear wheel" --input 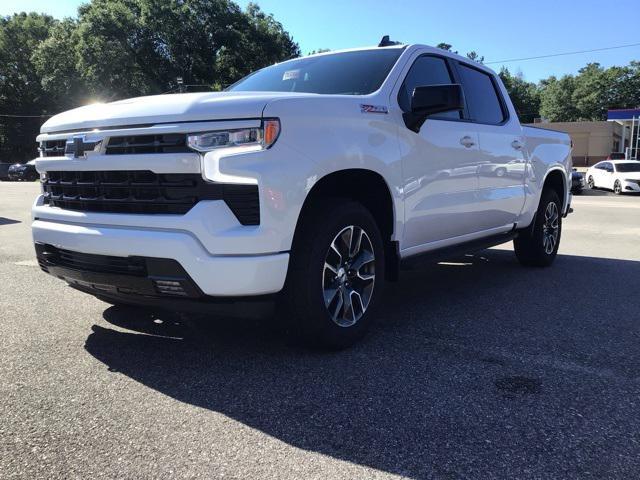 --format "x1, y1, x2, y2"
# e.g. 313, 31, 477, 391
514, 189, 562, 267
613, 180, 623, 195
283, 199, 385, 349
587, 176, 595, 189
